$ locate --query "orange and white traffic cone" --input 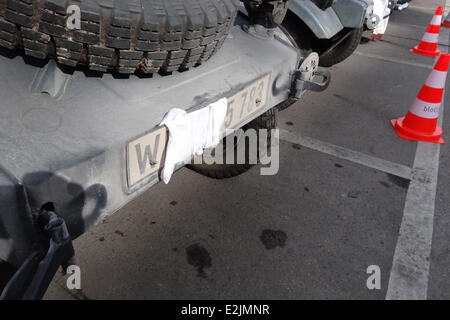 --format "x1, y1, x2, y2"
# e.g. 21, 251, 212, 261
391, 53, 450, 144
411, 6, 443, 57
442, 12, 450, 28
